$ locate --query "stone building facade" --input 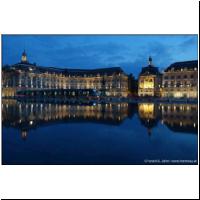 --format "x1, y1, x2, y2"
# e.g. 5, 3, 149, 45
162, 60, 198, 98
2, 51, 129, 97
138, 57, 162, 97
